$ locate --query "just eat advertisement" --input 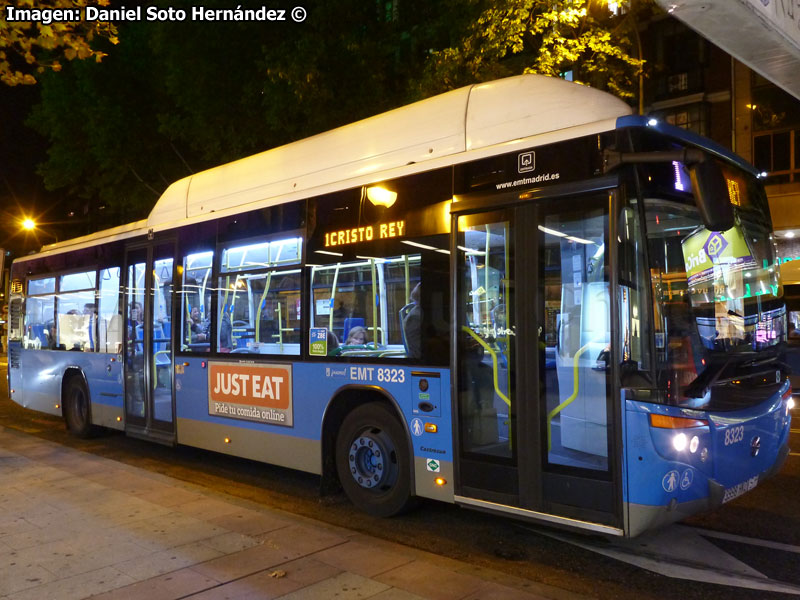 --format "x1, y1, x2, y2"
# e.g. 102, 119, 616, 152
208, 362, 293, 427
